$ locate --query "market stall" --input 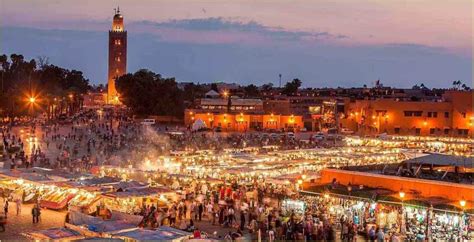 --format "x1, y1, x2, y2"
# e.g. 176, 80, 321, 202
67, 209, 141, 236
22, 227, 84, 240
112, 227, 191, 241
40, 187, 77, 210
101, 187, 177, 214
